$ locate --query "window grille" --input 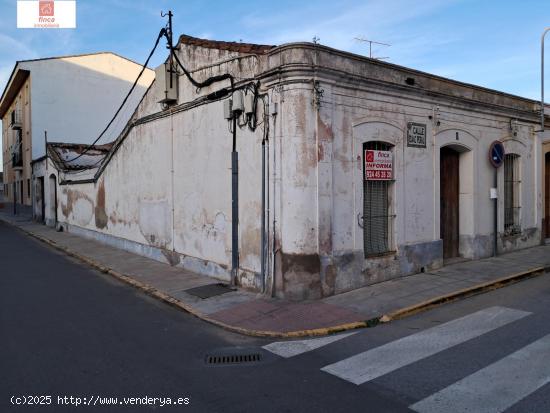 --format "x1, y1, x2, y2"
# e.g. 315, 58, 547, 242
363, 141, 393, 257
504, 154, 520, 235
